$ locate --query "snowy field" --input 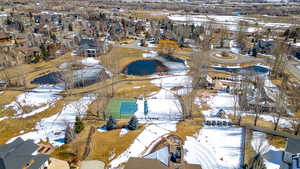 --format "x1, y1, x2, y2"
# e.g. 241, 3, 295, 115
109, 122, 177, 168
7, 95, 96, 147
251, 131, 288, 169
204, 91, 293, 130
5, 85, 63, 118
184, 126, 243, 169
168, 14, 297, 32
